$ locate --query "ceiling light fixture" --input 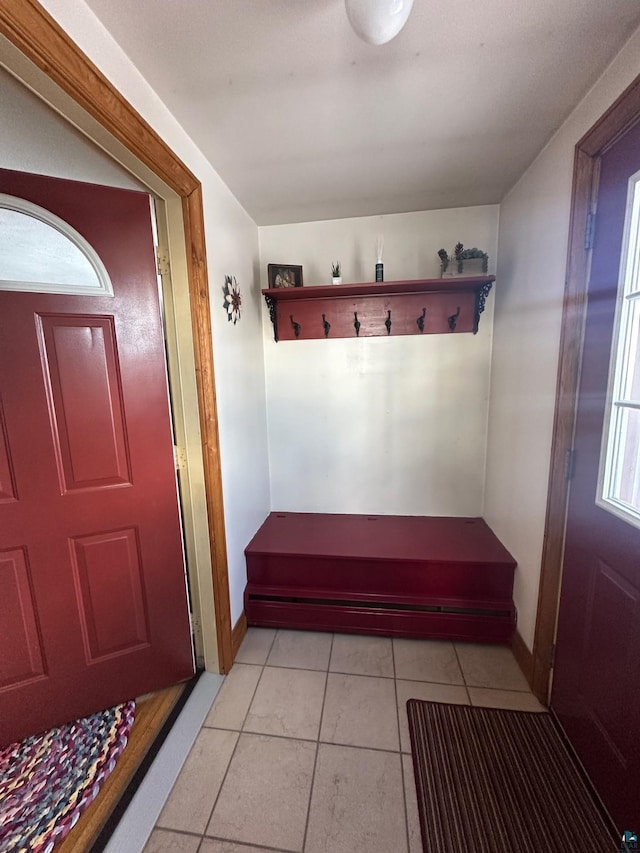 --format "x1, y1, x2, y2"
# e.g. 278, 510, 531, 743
345, 0, 415, 45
